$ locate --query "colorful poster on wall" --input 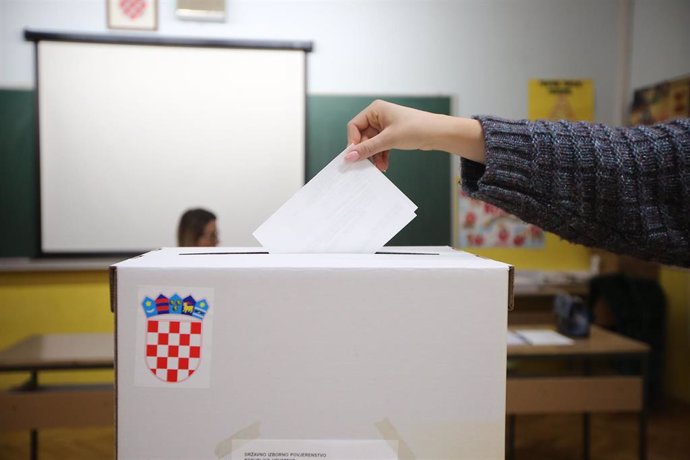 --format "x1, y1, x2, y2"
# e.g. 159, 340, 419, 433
630, 76, 690, 125
458, 187, 544, 248
457, 79, 594, 249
